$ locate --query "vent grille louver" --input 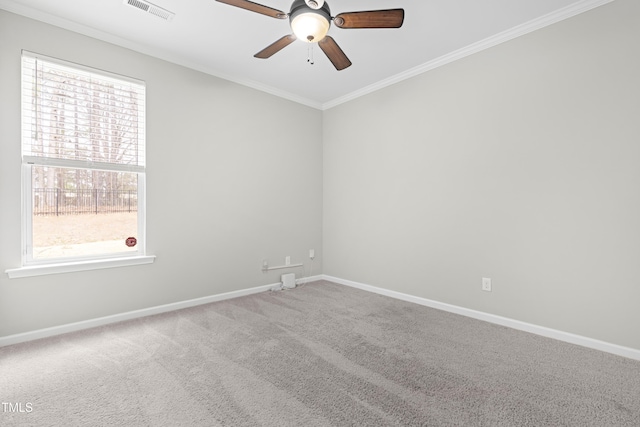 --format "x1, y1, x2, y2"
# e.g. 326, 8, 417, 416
123, 0, 175, 21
